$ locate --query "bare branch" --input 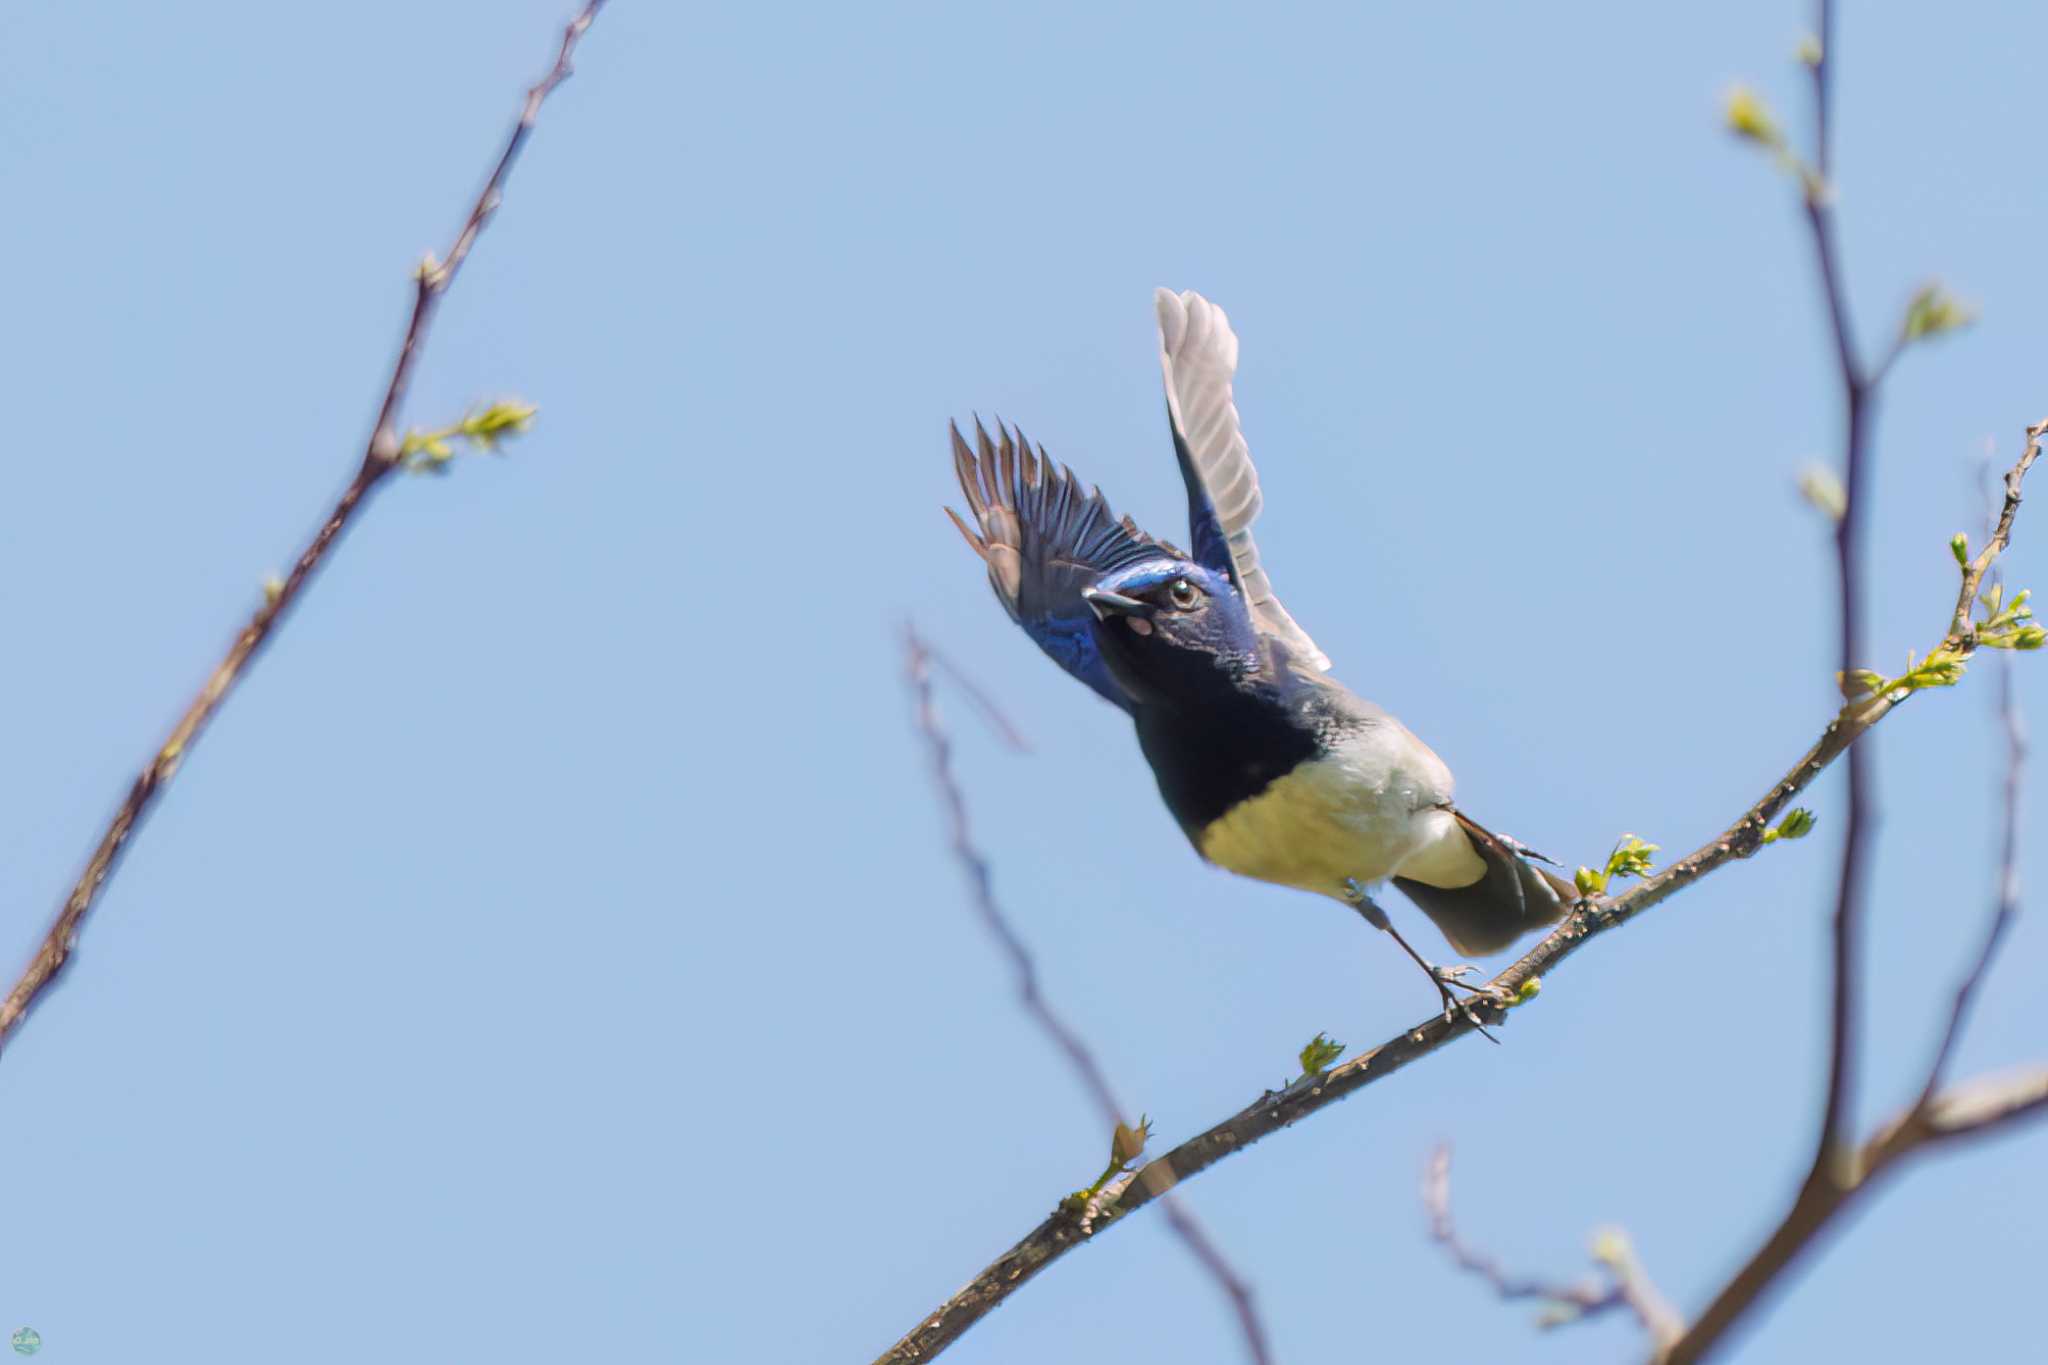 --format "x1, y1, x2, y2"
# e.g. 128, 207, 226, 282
1660, 1063, 2048, 1364
1423, 1147, 1681, 1348
0, 1, 609, 1058
894, 627, 1272, 1365
1806, 0, 1873, 1171
1923, 658, 2026, 1096
1949, 422, 2047, 647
